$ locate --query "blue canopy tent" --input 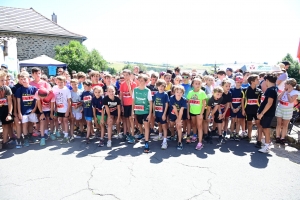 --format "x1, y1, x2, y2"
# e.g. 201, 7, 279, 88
19, 55, 67, 76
